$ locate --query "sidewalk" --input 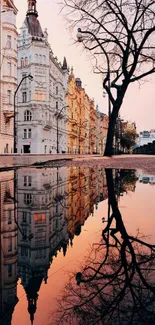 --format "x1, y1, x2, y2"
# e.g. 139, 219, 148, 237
0, 154, 155, 174
0, 154, 101, 170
